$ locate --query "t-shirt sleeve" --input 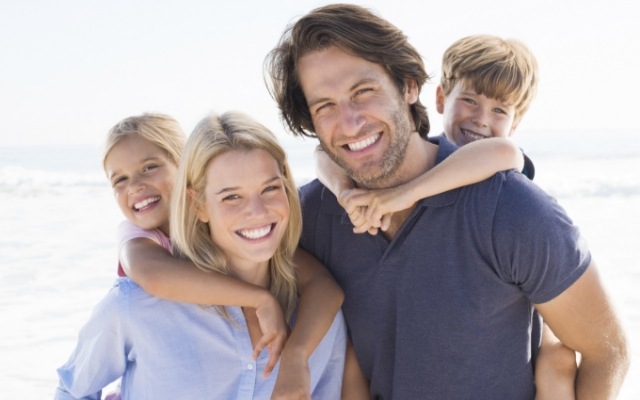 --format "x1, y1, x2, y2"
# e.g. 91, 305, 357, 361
116, 221, 172, 277
117, 220, 171, 253
491, 172, 591, 304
